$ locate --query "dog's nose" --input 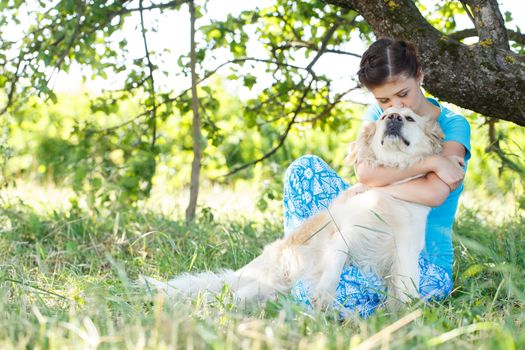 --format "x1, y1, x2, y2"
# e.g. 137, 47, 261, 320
385, 113, 403, 135
387, 113, 402, 121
